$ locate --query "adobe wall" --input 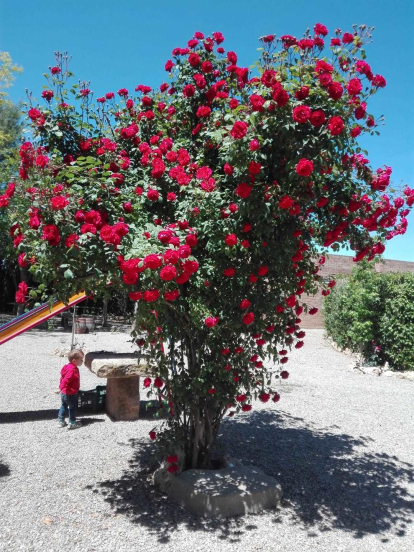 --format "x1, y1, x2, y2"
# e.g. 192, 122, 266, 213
300, 255, 414, 329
